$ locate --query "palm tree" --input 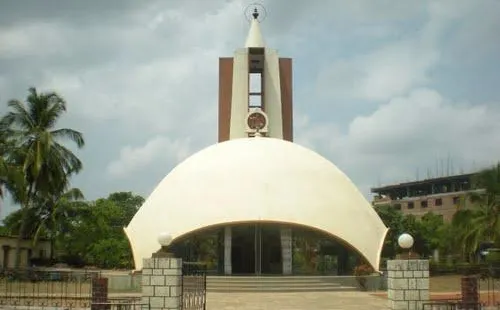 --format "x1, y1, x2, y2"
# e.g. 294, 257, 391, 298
33, 187, 85, 260
451, 164, 500, 261
1, 87, 85, 268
